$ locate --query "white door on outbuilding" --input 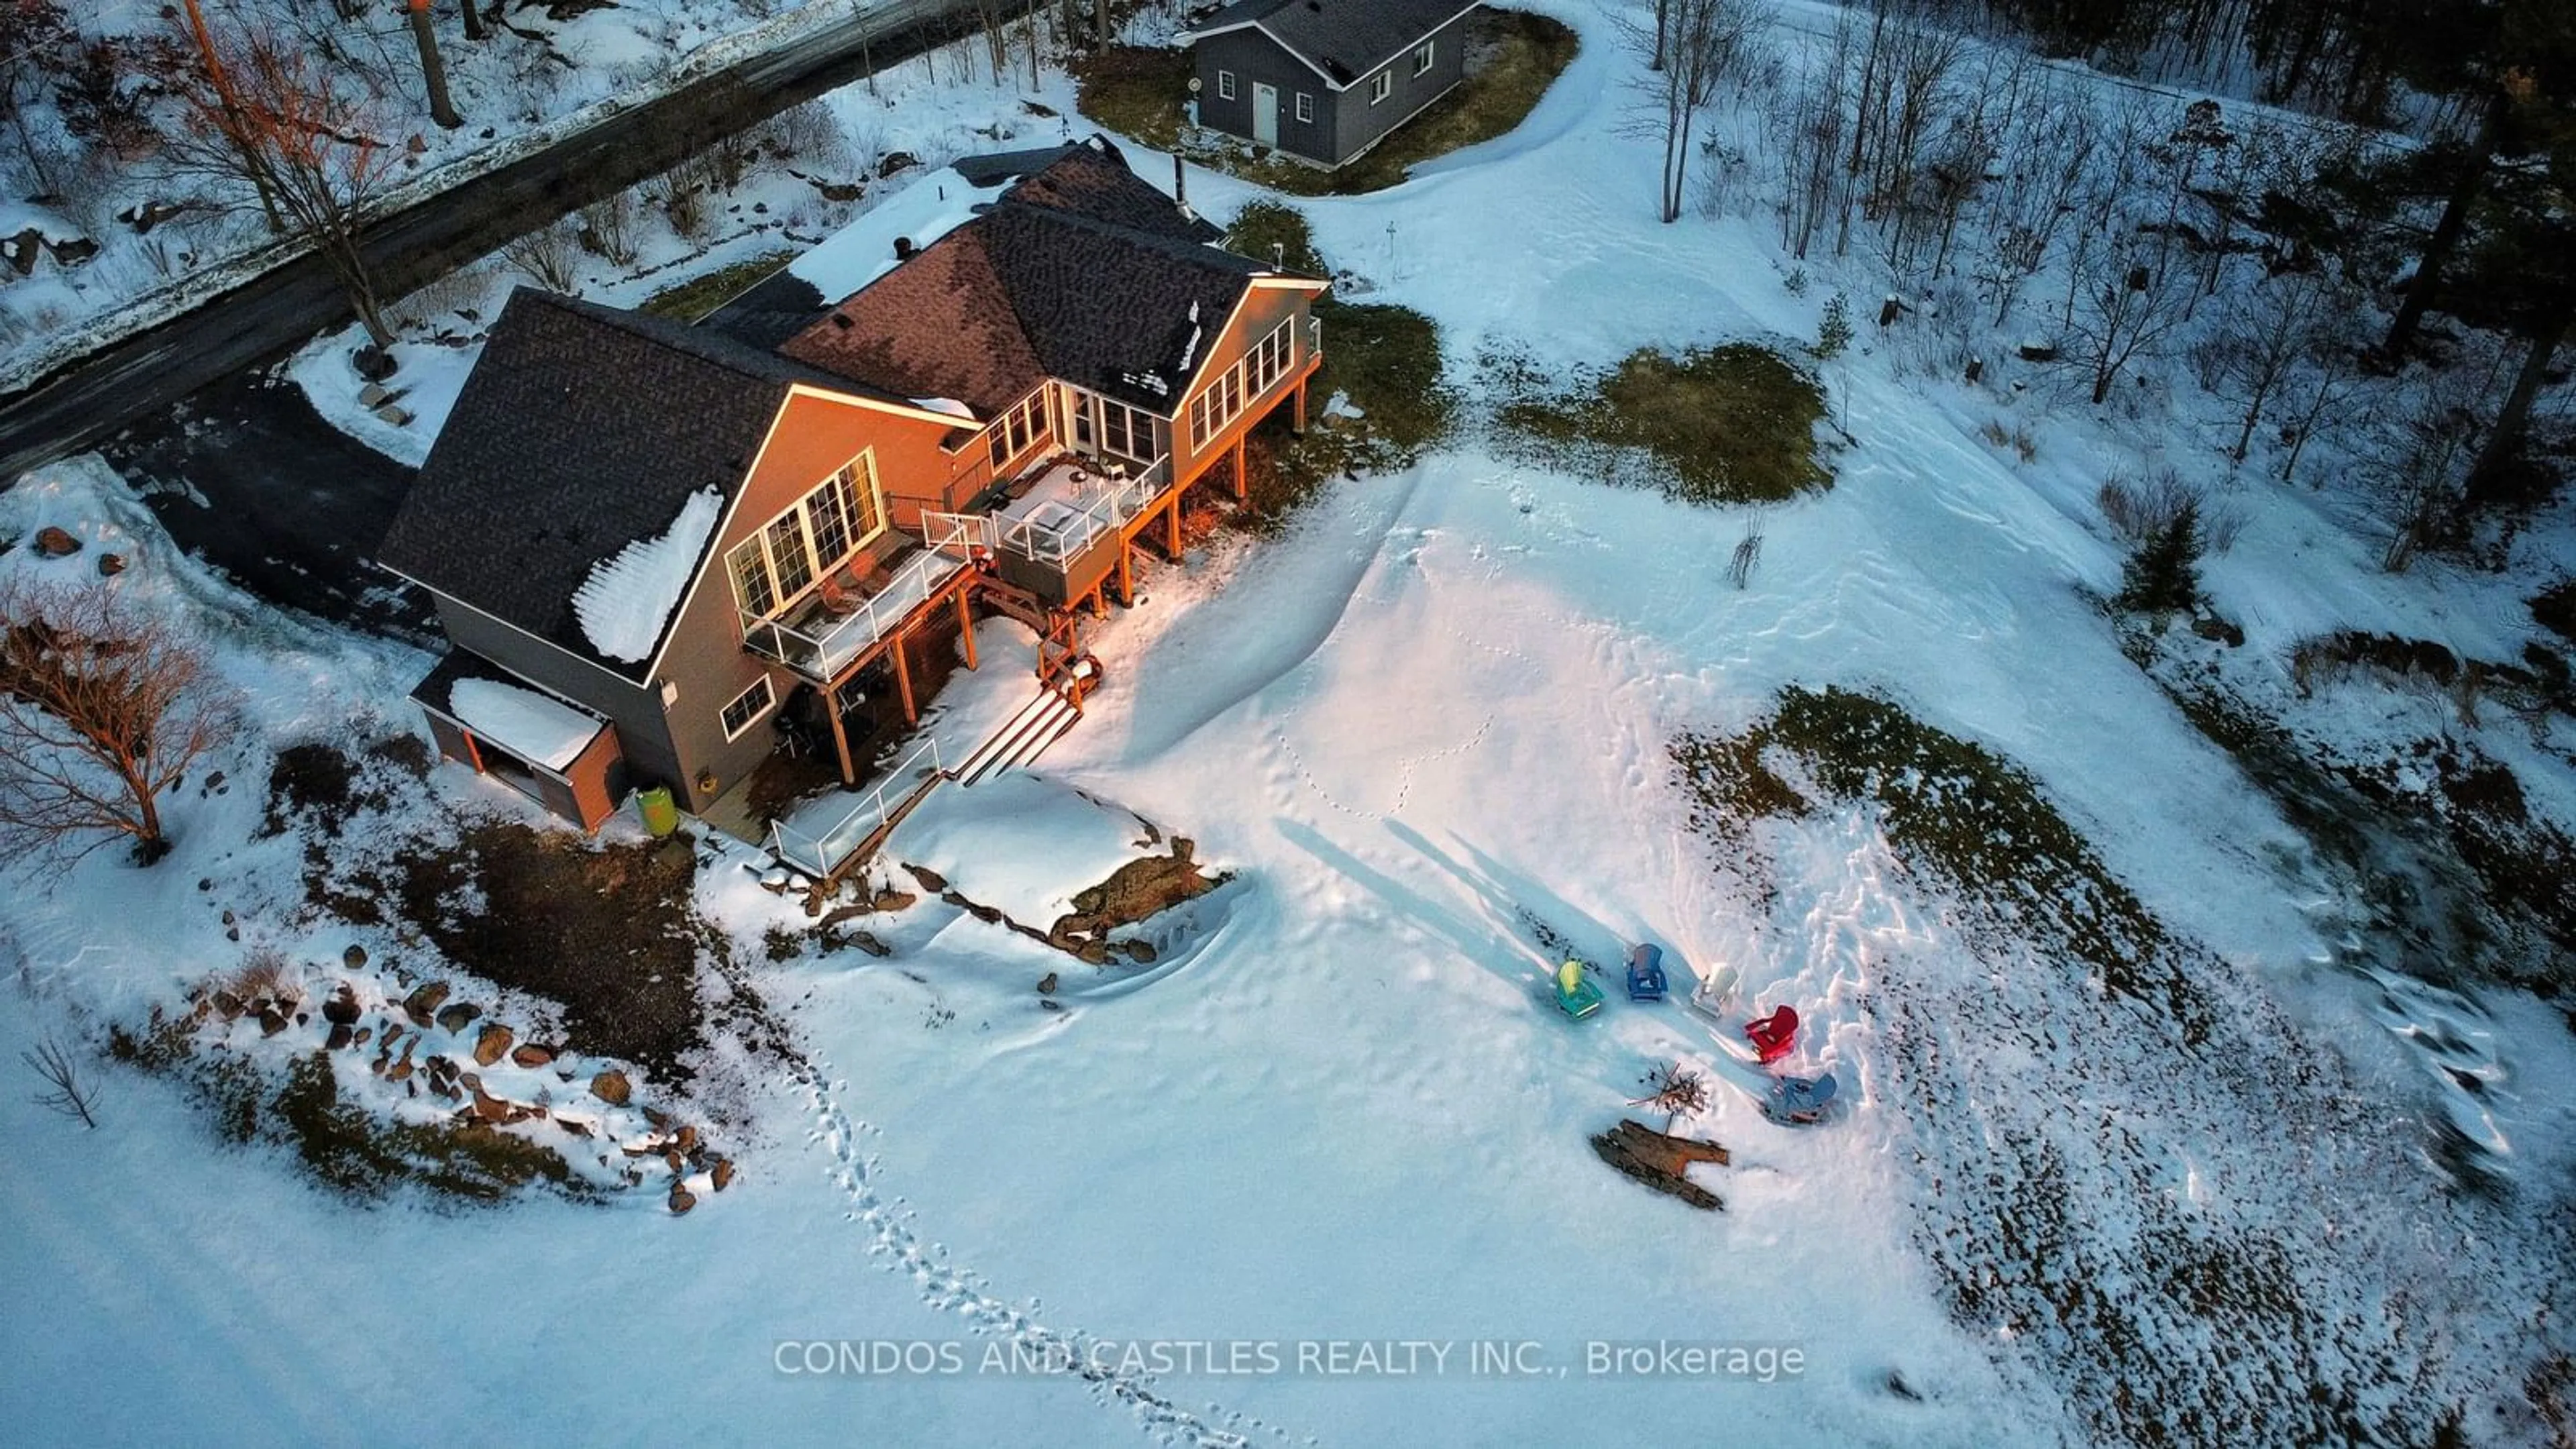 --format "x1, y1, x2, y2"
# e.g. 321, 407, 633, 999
1252, 82, 1279, 147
